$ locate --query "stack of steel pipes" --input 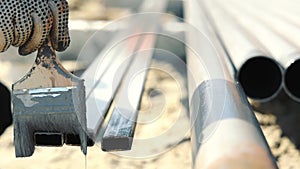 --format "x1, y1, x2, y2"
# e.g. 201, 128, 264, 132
185, 0, 283, 168
201, 0, 300, 102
